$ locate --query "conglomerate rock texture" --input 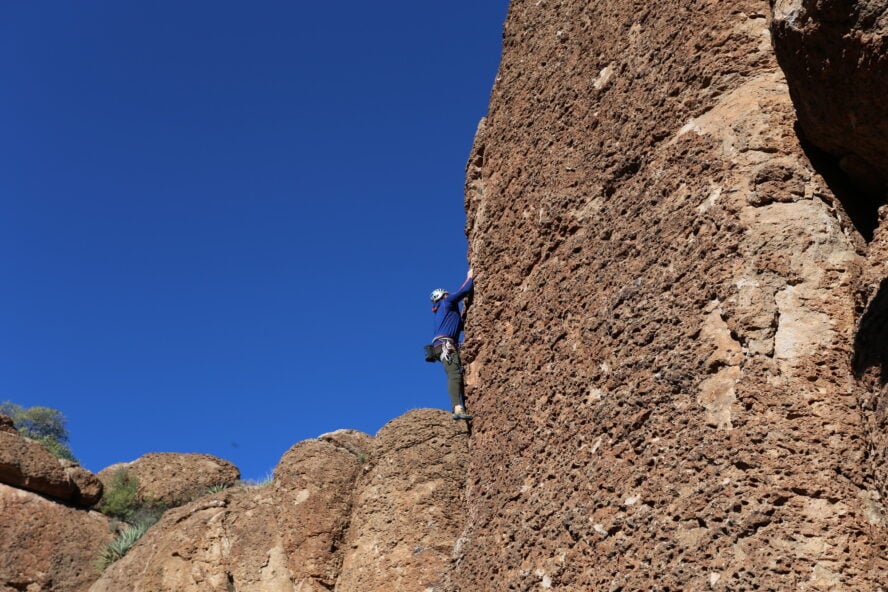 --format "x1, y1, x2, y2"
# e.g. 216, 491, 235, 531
97, 452, 240, 506
336, 410, 470, 592
89, 439, 363, 592
0, 483, 112, 592
772, 0, 888, 529
771, 0, 888, 196
0, 415, 103, 507
7, 1, 888, 590
455, 0, 888, 589
88, 409, 468, 592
